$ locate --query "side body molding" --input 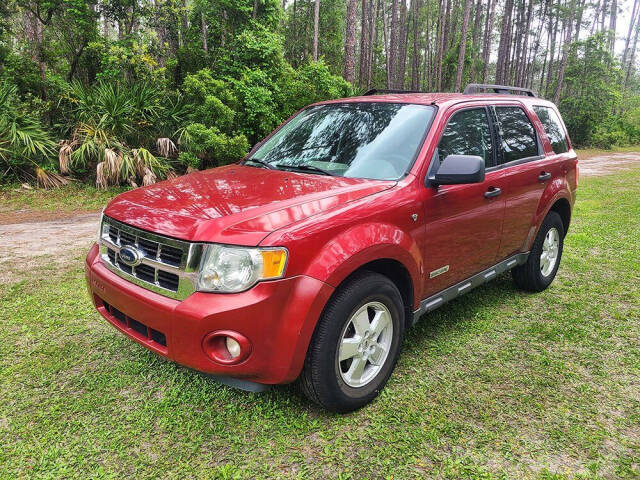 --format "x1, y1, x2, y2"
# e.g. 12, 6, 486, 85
413, 252, 529, 324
